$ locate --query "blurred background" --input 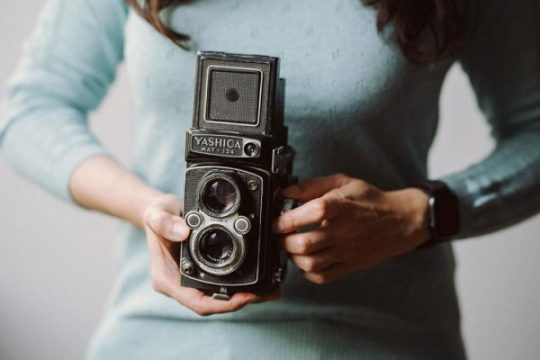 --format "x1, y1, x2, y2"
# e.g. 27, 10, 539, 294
1, 1, 539, 359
